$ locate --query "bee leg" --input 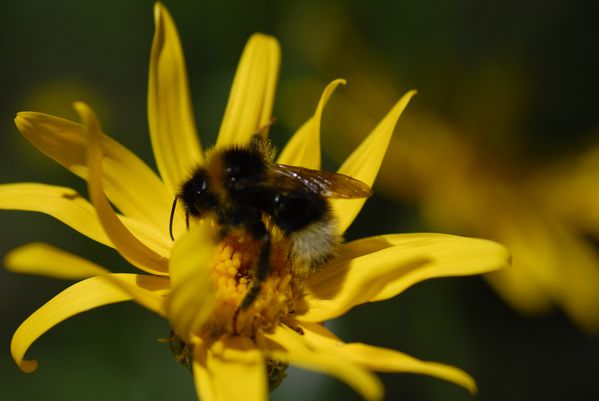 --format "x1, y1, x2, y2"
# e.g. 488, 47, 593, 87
233, 221, 271, 334
241, 221, 271, 309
